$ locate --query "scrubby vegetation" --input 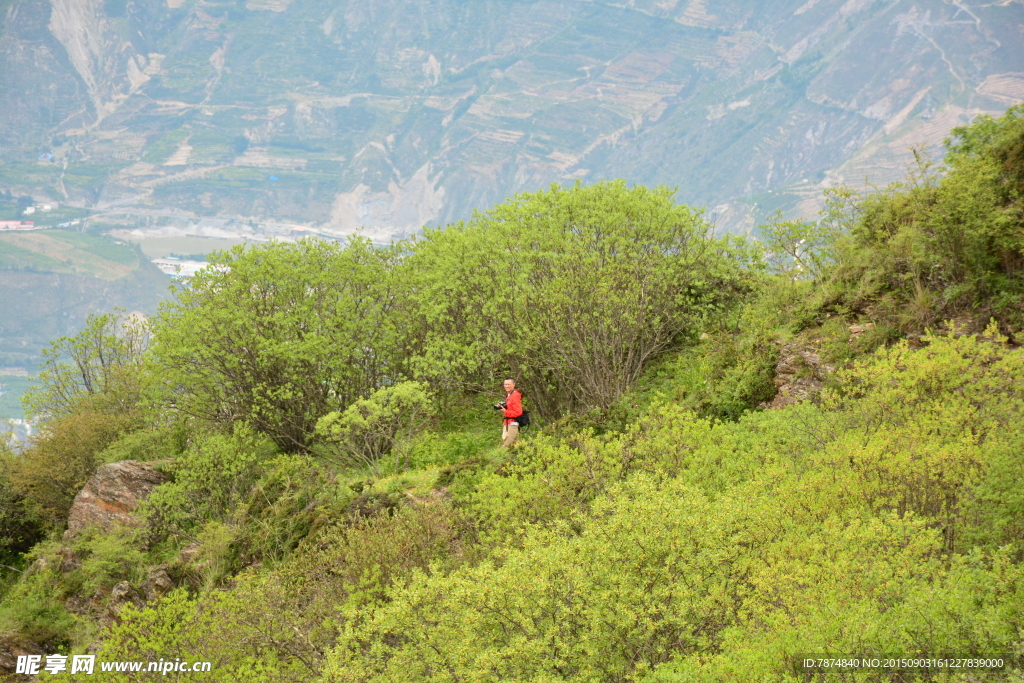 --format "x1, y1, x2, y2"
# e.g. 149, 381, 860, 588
1, 107, 1023, 682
